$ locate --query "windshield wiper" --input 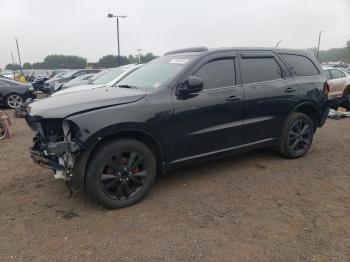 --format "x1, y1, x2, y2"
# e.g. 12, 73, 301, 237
117, 84, 138, 89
